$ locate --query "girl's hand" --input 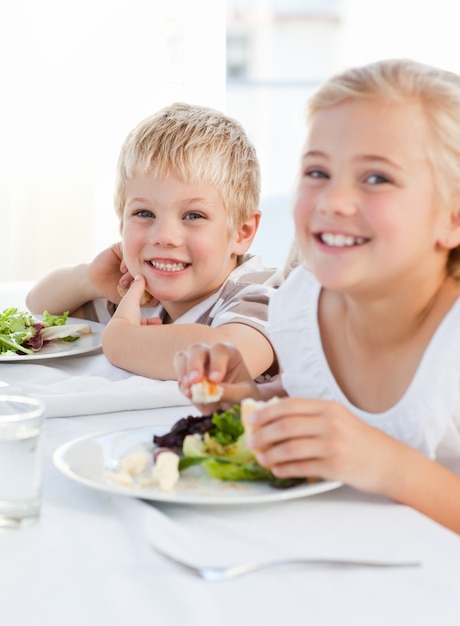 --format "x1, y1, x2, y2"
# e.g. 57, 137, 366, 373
248, 397, 403, 494
174, 341, 261, 413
